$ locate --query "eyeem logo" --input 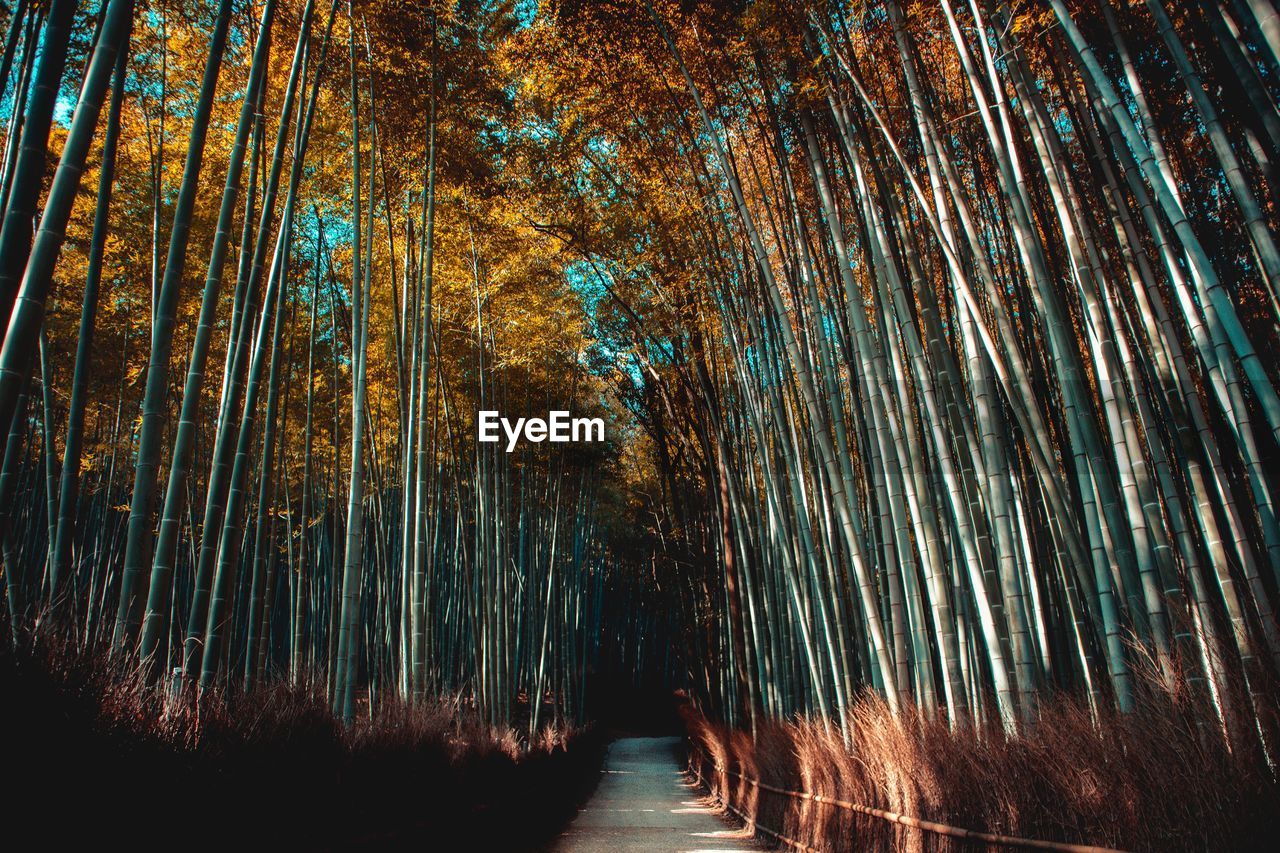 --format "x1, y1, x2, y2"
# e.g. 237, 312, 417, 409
478, 410, 605, 452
